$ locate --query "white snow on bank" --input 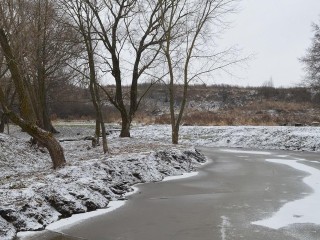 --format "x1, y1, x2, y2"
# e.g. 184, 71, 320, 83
130, 125, 320, 152
219, 149, 272, 155
18, 187, 141, 239
252, 159, 320, 229
16, 170, 203, 240
17, 173, 199, 239
17, 201, 126, 239
4, 124, 320, 239
162, 172, 199, 182
47, 201, 126, 231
